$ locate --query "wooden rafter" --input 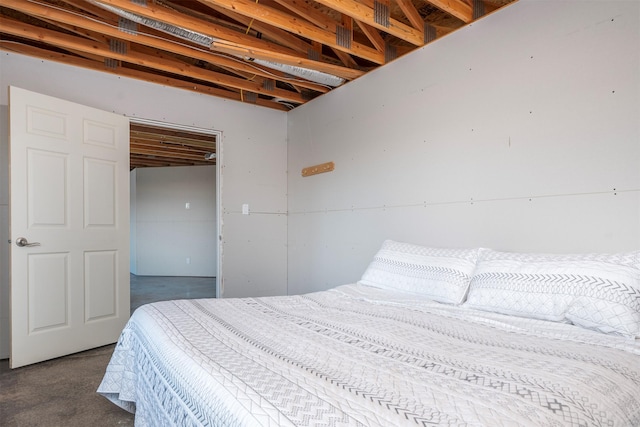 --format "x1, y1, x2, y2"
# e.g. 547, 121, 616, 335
395, 0, 425, 31
354, 19, 385, 52
310, 0, 424, 46
86, 0, 364, 79
0, 41, 289, 110
271, 0, 336, 30
195, 0, 385, 64
1, 0, 329, 94
0, 16, 310, 103
128, 123, 217, 169
425, 0, 474, 23
202, 2, 312, 55
94, 0, 296, 55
